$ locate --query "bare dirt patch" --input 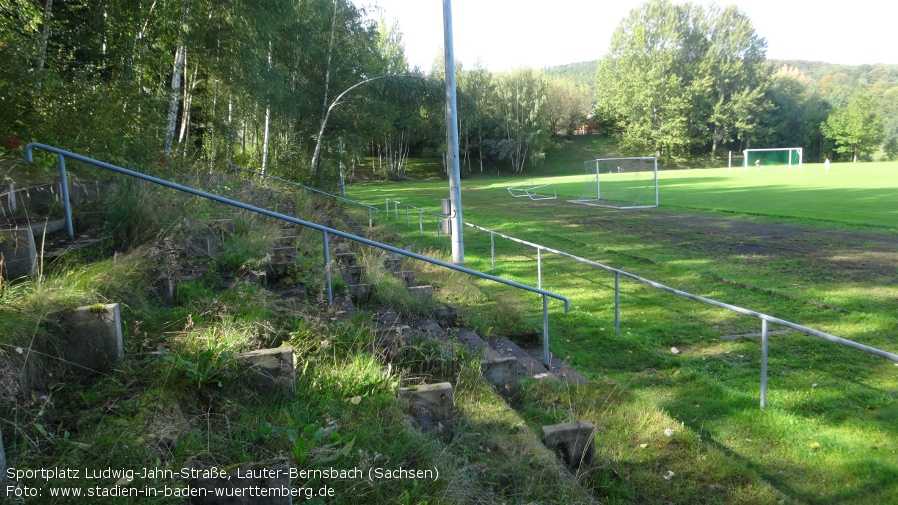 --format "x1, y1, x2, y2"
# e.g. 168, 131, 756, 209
564, 204, 898, 288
